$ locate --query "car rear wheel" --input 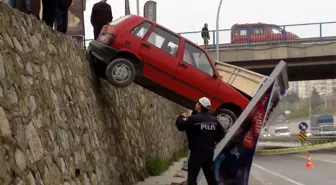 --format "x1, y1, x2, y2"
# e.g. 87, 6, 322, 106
214, 109, 238, 132
105, 58, 136, 88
